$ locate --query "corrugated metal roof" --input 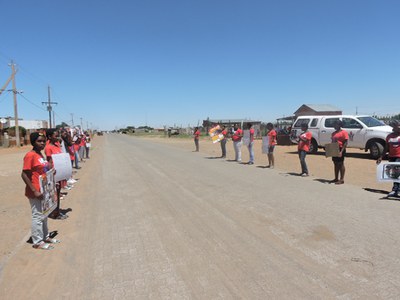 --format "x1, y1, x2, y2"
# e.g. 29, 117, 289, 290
303, 104, 342, 112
